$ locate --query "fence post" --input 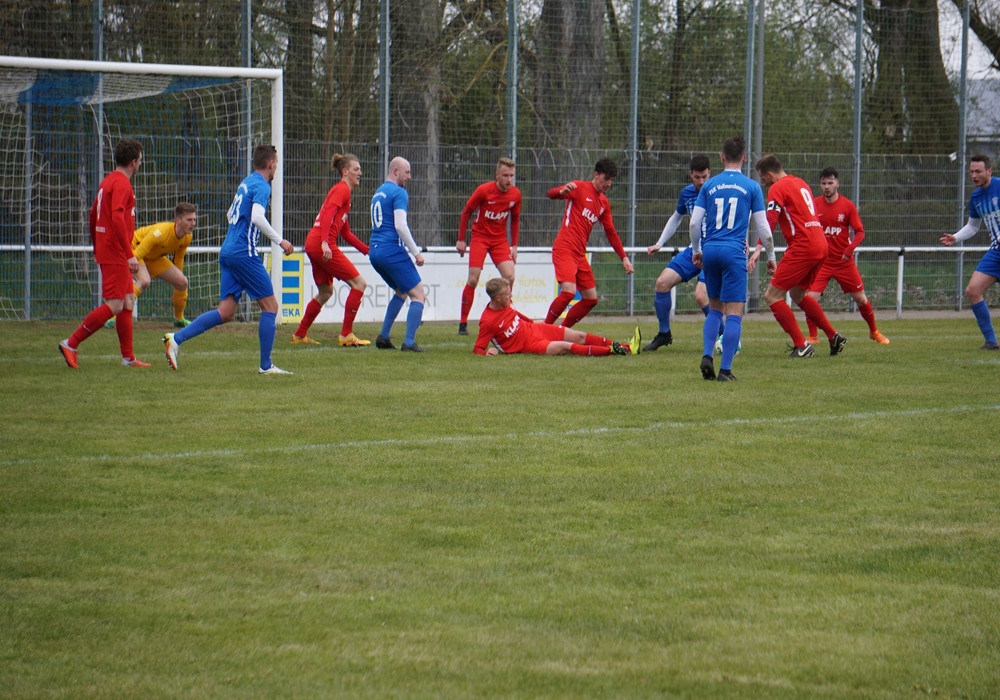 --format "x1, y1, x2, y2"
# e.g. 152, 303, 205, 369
955, 0, 971, 311
625, 0, 641, 316
507, 0, 518, 157
379, 0, 391, 180
851, 0, 863, 204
